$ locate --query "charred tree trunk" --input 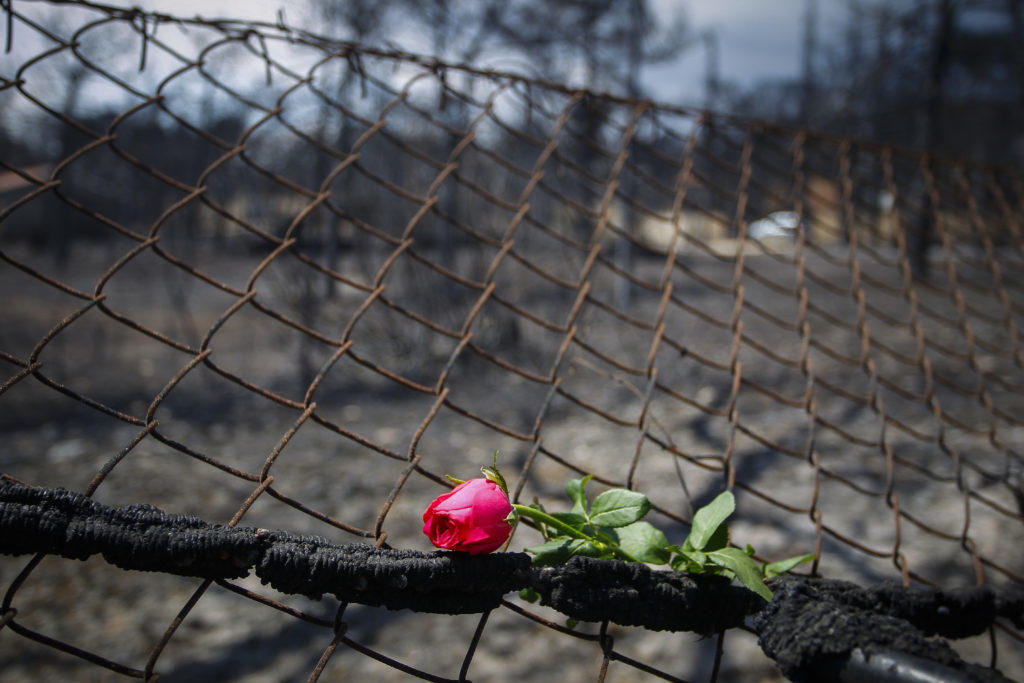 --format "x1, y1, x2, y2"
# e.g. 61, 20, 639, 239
914, 0, 955, 277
